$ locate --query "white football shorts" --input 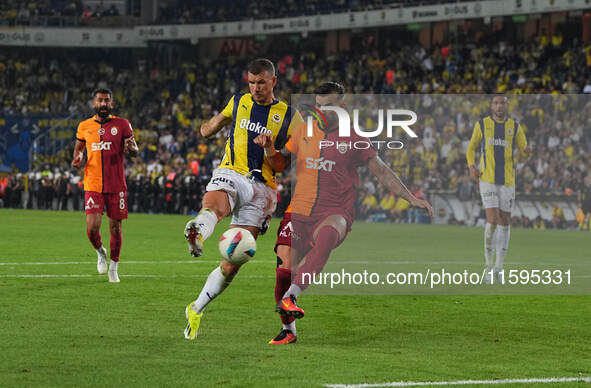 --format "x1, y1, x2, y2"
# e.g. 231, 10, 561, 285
479, 180, 515, 213
206, 167, 277, 229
